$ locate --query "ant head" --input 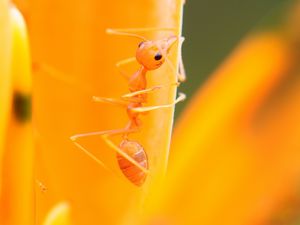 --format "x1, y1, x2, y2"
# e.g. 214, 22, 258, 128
136, 35, 177, 70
